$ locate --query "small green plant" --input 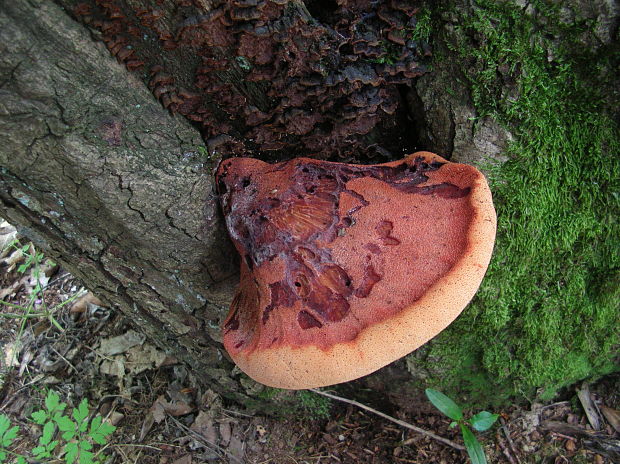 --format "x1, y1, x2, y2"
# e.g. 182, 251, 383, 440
0, 241, 84, 345
12, 242, 45, 276
195, 145, 213, 162
0, 415, 23, 464
0, 391, 116, 464
296, 390, 331, 420
425, 389, 498, 464
409, 8, 432, 43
